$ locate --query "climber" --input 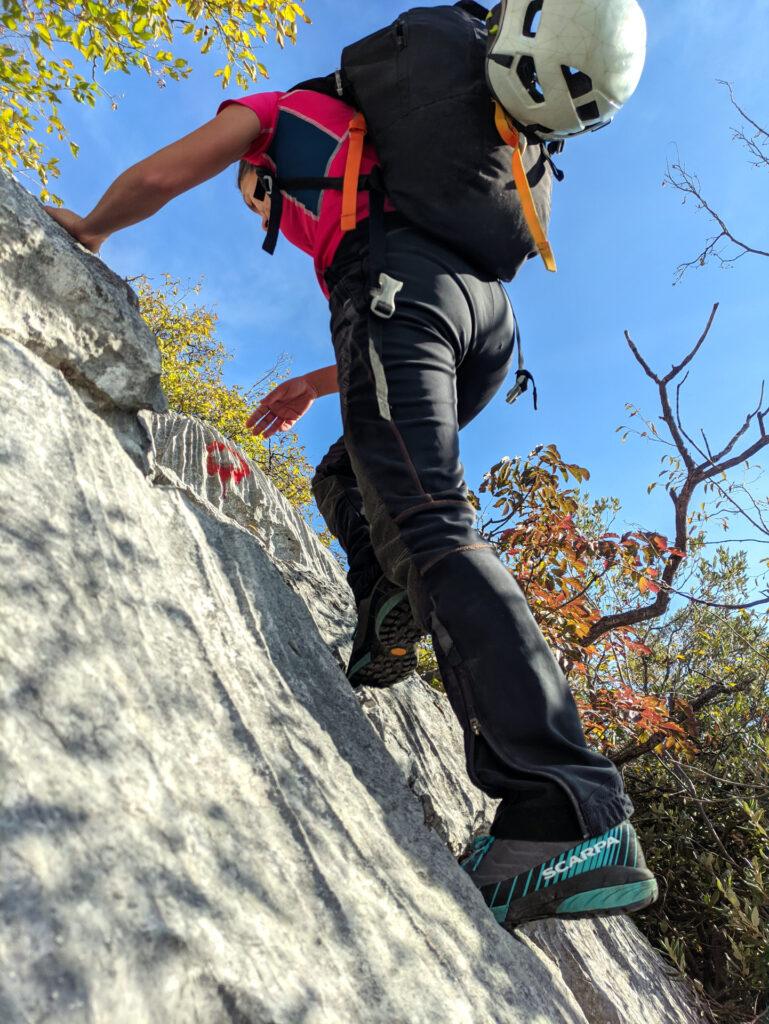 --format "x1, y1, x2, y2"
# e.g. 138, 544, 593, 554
44, 0, 657, 930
